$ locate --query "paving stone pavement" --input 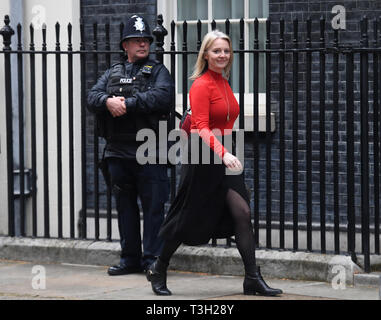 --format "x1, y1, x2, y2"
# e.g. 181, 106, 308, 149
0, 259, 379, 301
